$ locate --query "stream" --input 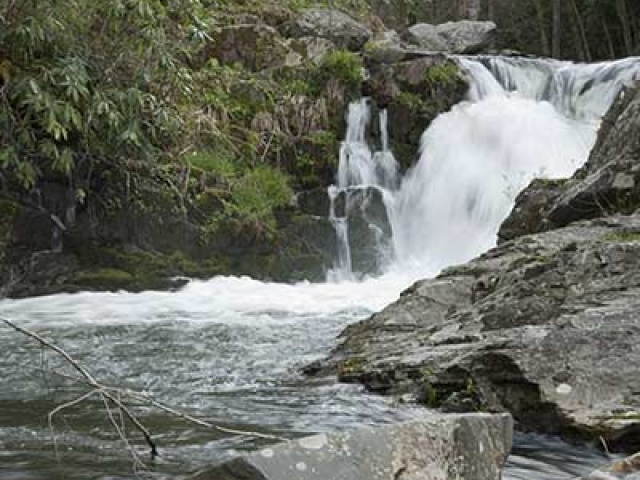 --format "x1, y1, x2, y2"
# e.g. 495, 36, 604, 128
0, 275, 616, 479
